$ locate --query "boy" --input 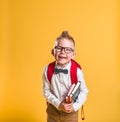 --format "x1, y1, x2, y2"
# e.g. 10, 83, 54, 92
42, 31, 88, 122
